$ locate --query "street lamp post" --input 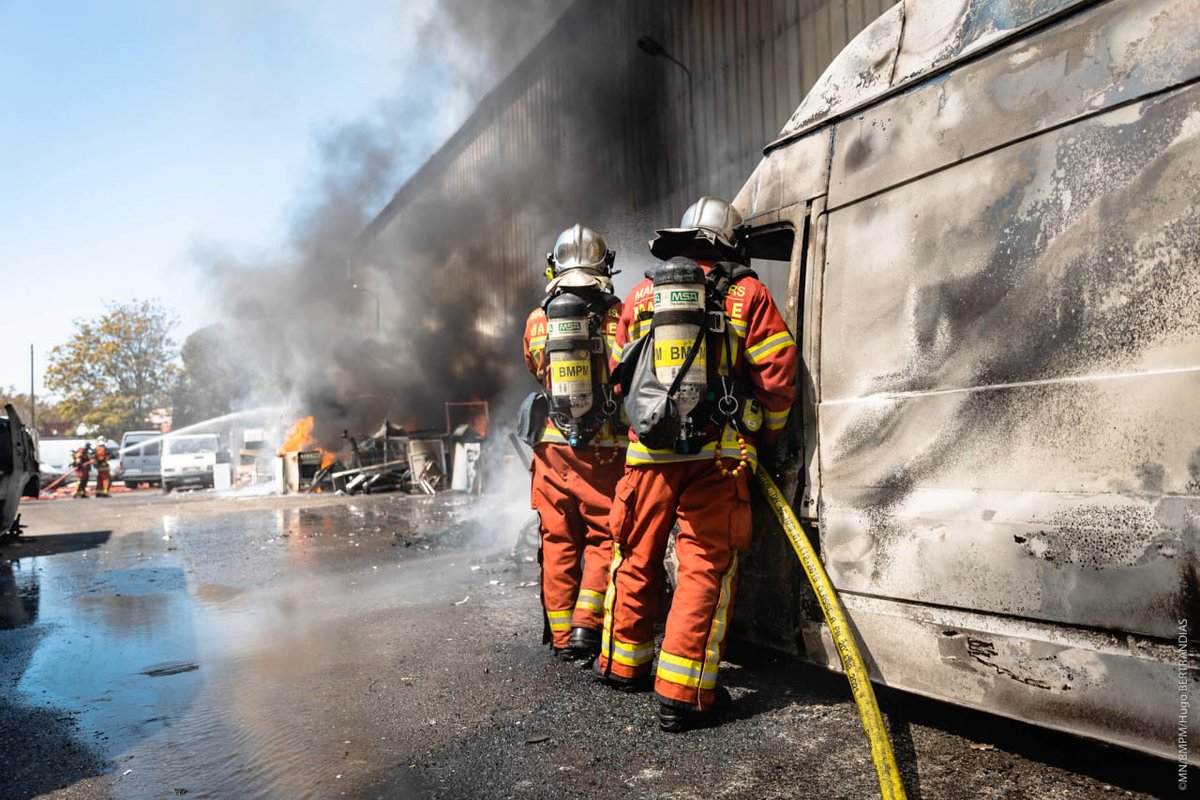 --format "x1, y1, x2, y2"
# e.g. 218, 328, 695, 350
637, 35, 694, 131
637, 35, 695, 200
352, 284, 381, 337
